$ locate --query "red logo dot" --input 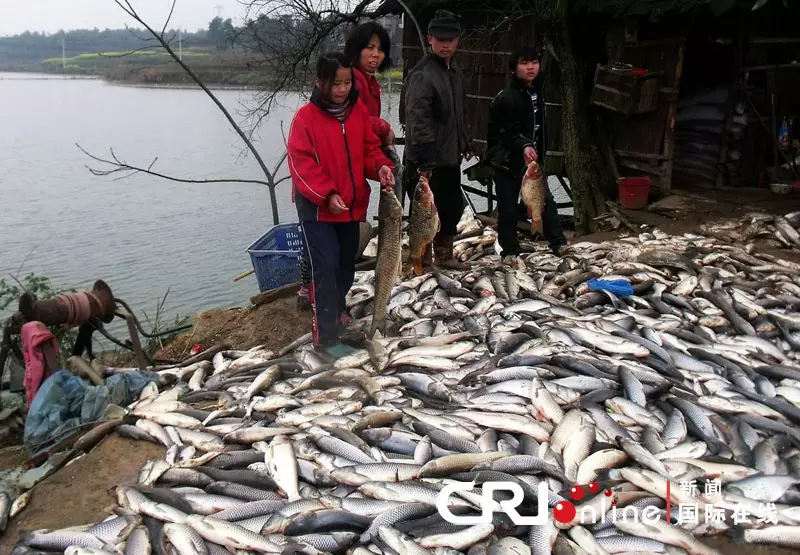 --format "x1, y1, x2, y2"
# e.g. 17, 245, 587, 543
604, 489, 613, 497
553, 501, 576, 524
611, 498, 617, 505
569, 485, 585, 501
588, 482, 599, 494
